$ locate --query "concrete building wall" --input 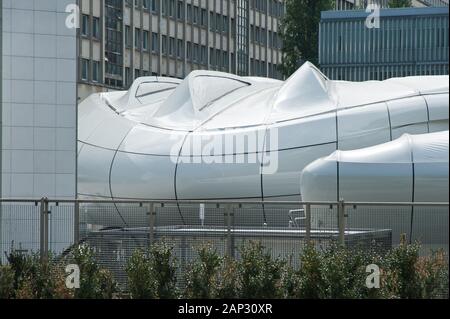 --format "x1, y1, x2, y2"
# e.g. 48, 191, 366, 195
77, 0, 285, 101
